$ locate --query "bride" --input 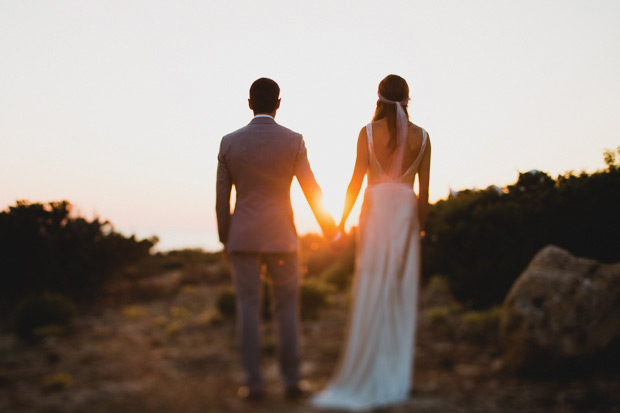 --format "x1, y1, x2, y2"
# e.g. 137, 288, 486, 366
312, 74, 431, 411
